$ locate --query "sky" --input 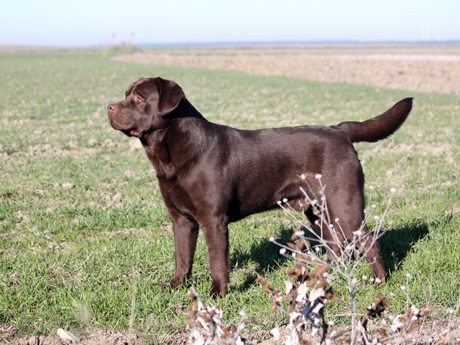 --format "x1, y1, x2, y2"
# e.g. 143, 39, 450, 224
1, 0, 459, 47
